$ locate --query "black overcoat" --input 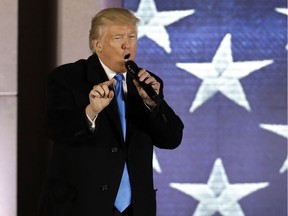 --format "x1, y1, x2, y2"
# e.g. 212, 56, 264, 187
39, 54, 184, 216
